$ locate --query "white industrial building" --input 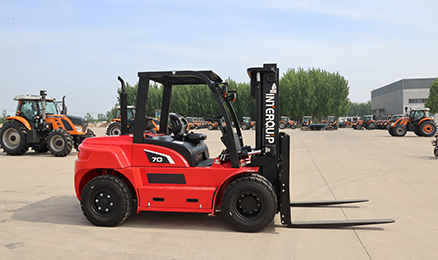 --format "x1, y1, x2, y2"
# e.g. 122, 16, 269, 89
371, 78, 437, 119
